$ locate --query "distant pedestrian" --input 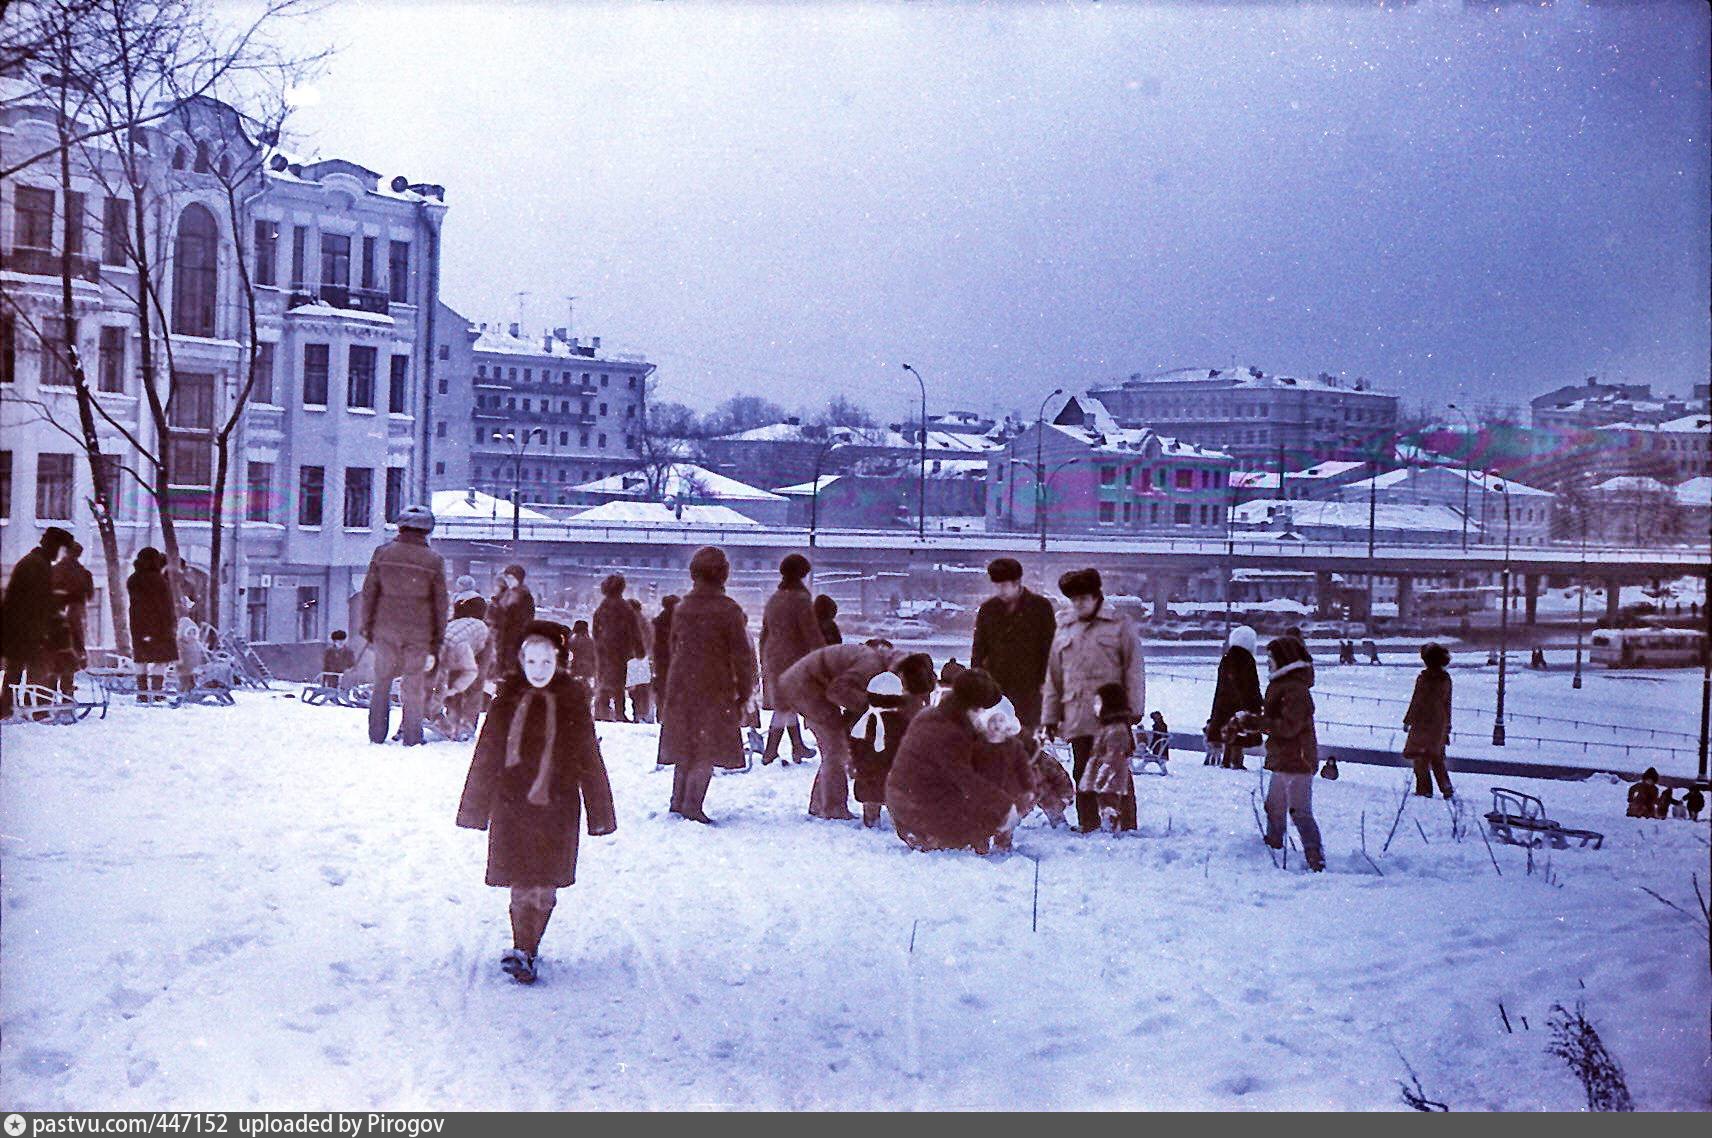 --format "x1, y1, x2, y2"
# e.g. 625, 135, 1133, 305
1258, 634, 1325, 871
456, 620, 616, 986
568, 620, 596, 690
1626, 768, 1660, 818
1043, 568, 1145, 833
656, 547, 757, 824
1076, 682, 1138, 833
626, 597, 655, 723
780, 641, 937, 821
322, 629, 357, 686
127, 547, 179, 704
1362, 638, 1380, 665
814, 593, 842, 646
1206, 624, 1262, 769
758, 554, 825, 764
1142, 711, 1171, 775
651, 596, 678, 719
591, 574, 643, 721
970, 556, 1057, 735
451, 574, 488, 621
0, 526, 74, 718
1404, 643, 1455, 799
486, 565, 536, 680
359, 504, 448, 746
1684, 784, 1705, 821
